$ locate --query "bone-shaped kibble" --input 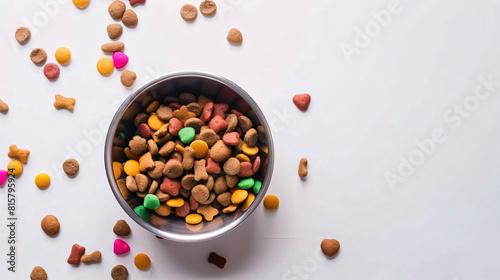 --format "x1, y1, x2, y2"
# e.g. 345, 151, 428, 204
54, 94, 75, 110
8, 145, 30, 163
